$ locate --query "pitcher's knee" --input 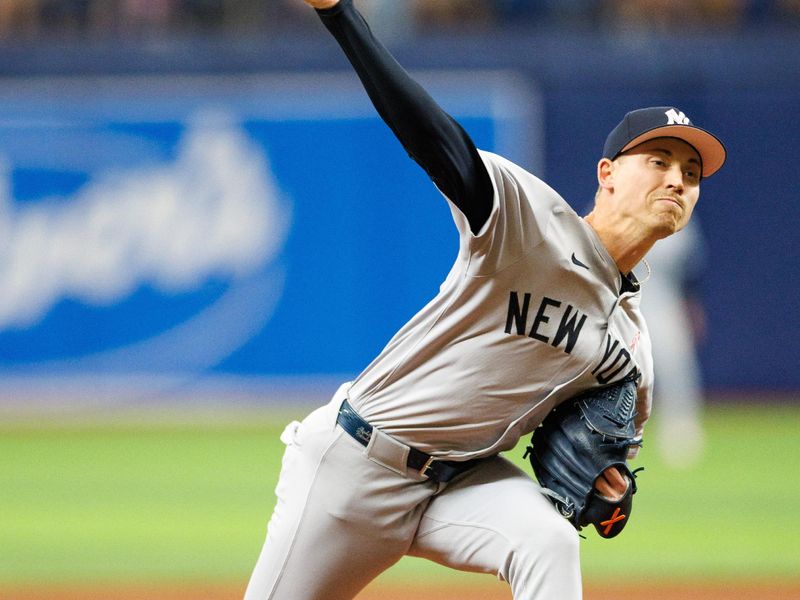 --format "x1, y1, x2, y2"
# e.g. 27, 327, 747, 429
511, 516, 579, 571
499, 519, 580, 598
542, 518, 579, 563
